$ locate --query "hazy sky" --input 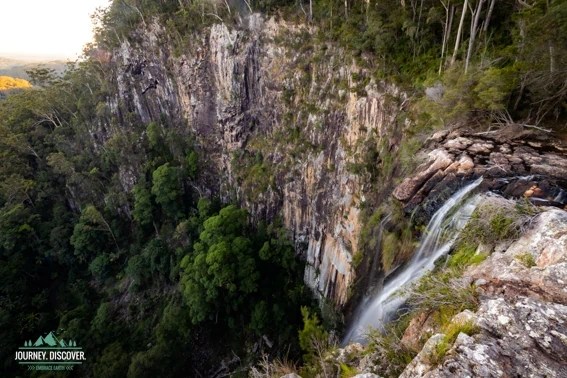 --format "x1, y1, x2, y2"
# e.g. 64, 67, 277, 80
0, 0, 111, 60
